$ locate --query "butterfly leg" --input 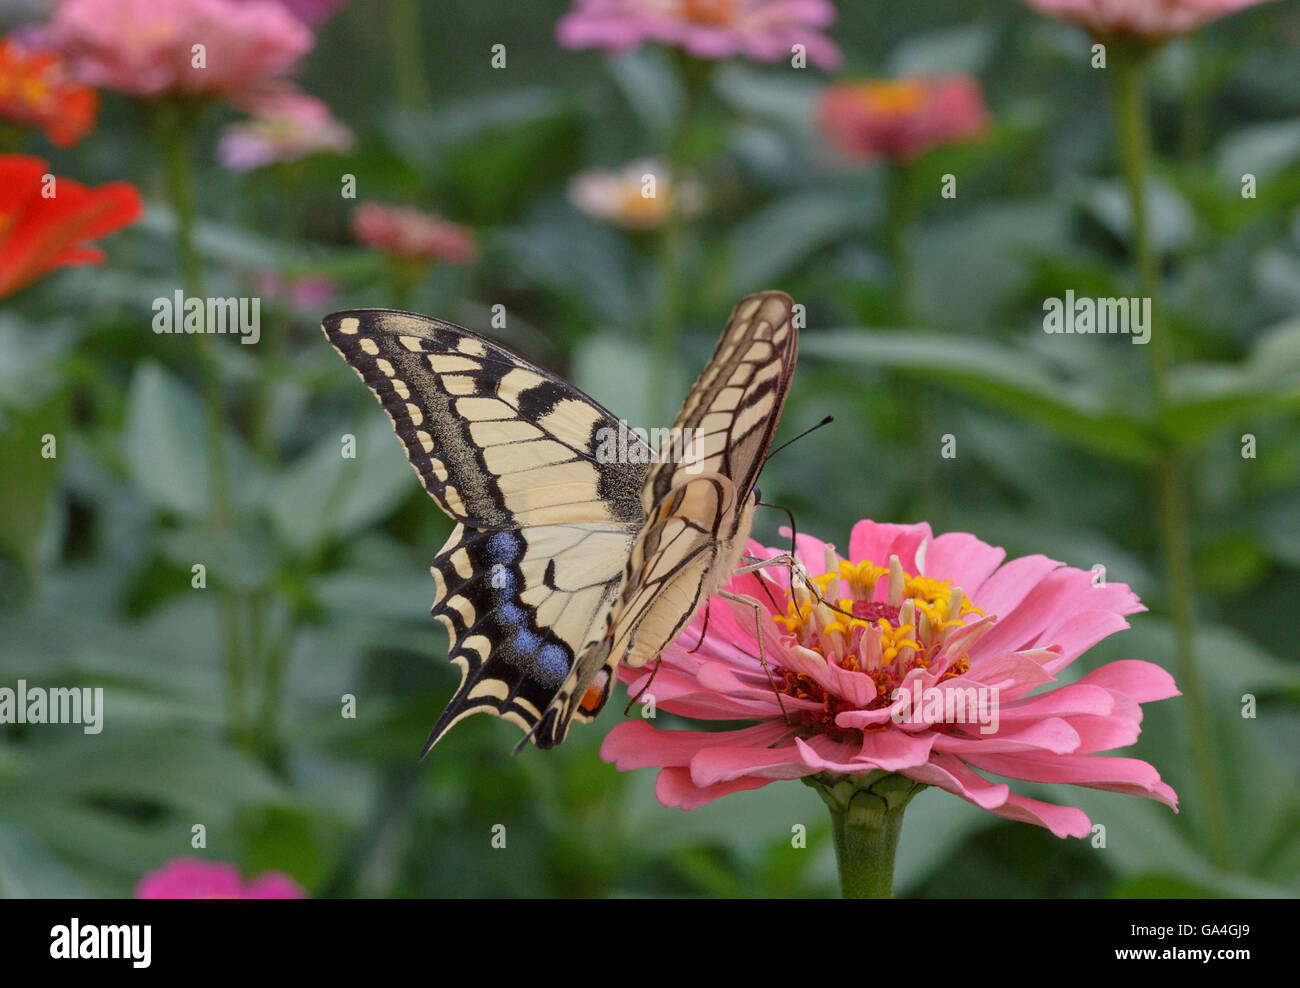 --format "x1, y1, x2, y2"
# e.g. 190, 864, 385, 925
623, 657, 663, 717
687, 600, 712, 654
719, 589, 793, 726
735, 552, 865, 625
